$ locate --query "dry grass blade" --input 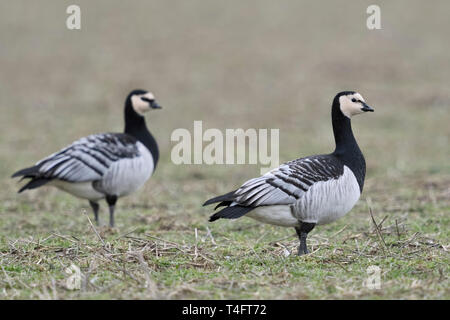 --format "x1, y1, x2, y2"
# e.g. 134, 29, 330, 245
83, 210, 109, 252
205, 226, 217, 245
395, 219, 401, 240
368, 206, 388, 254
